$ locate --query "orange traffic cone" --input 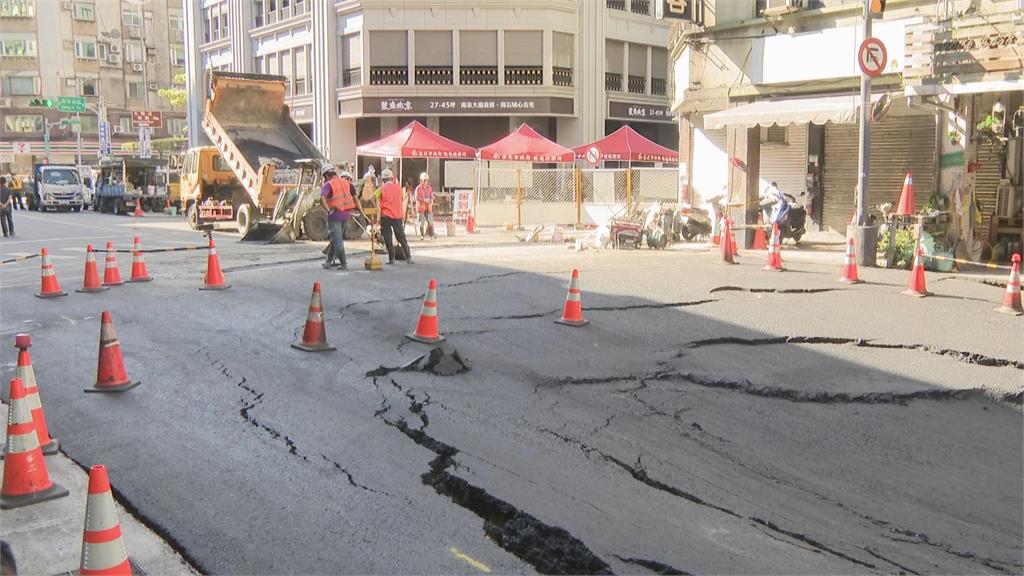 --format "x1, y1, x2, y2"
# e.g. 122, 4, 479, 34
102, 241, 124, 287
729, 217, 740, 256
128, 236, 152, 282
79, 465, 132, 575
895, 172, 915, 217
77, 244, 109, 293
35, 248, 68, 298
555, 269, 589, 327
711, 215, 722, 247
15, 333, 59, 455
838, 238, 864, 284
406, 279, 445, 344
720, 218, 737, 264
85, 311, 140, 393
466, 213, 476, 234
995, 253, 1022, 316
200, 236, 230, 290
1, 377, 69, 509
133, 201, 143, 218
292, 282, 335, 352
752, 214, 768, 250
903, 247, 930, 297
763, 223, 784, 271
